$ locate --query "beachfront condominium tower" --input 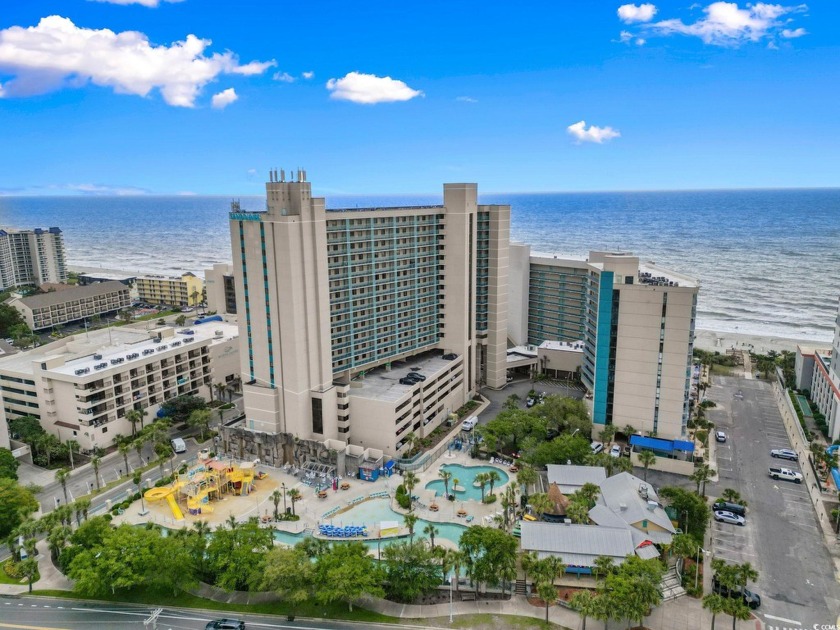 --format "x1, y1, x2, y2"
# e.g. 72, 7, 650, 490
228, 169, 509, 459
0, 227, 67, 290
510, 246, 699, 441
